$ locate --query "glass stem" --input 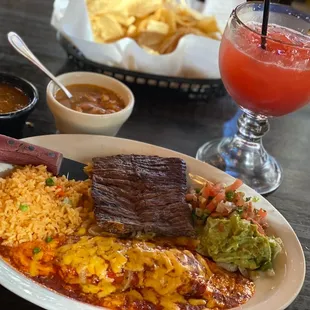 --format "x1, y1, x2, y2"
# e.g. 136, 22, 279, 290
236, 111, 270, 144
227, 111, 271, 165
196, 110, 283, 193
